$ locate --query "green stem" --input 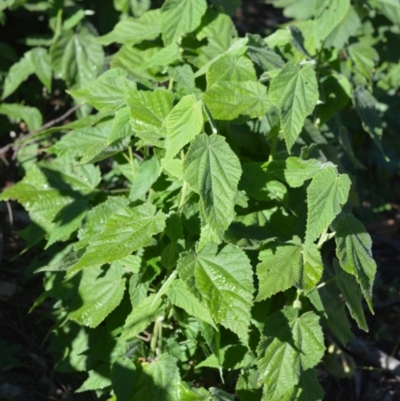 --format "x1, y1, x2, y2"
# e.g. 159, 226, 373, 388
203, 103, 218, 134
268, 131, 278, 161
178, 181, 188, 213
128, 146, 136, 180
